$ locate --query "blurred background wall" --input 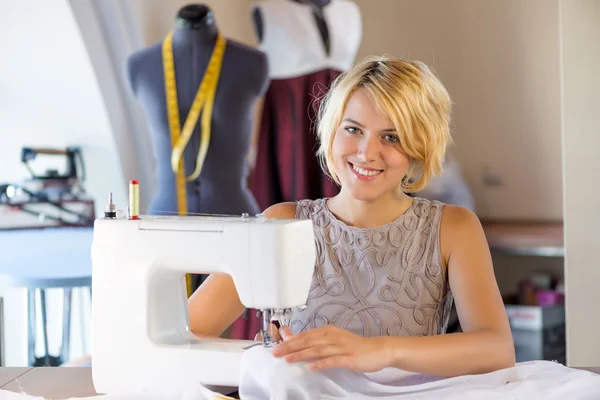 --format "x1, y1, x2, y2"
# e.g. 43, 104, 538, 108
131, 0, 563, 221
560, 0, 600, 367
